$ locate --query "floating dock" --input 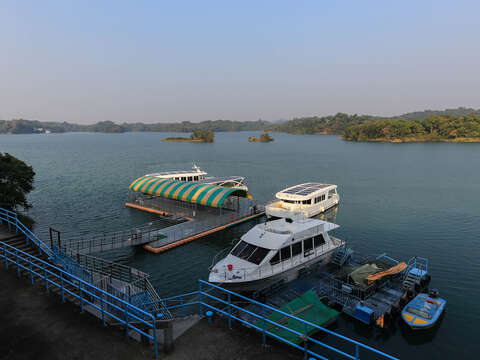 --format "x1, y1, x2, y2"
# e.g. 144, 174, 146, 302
124, 177, 265, 254
235, 250, 430, 331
